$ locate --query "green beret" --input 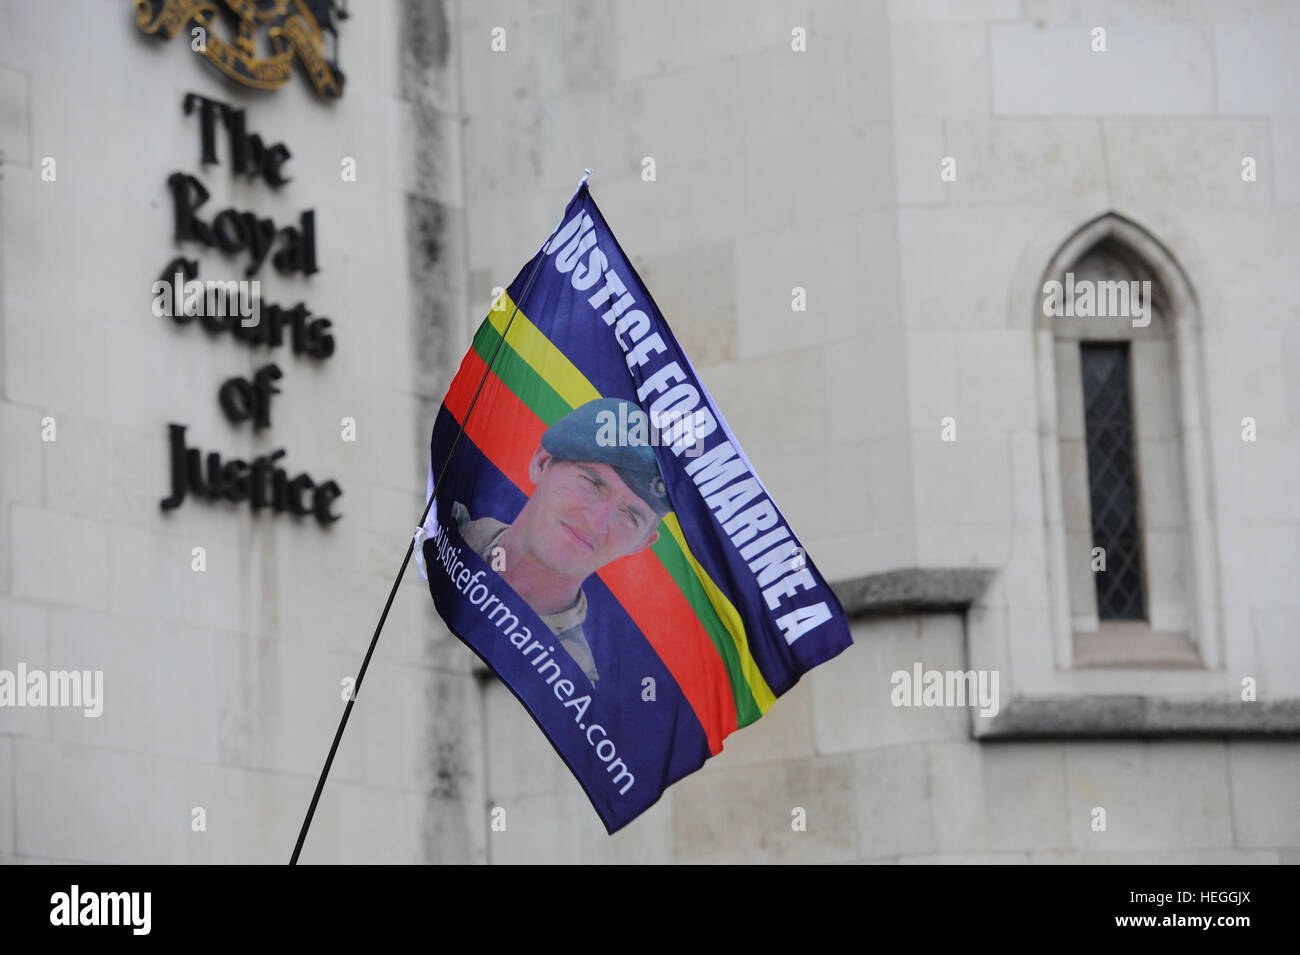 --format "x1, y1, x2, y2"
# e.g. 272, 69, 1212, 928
541, 397, 671, 518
